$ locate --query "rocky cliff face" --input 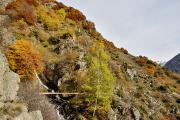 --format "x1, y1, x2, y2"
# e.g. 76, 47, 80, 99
165, 54, 180, 73
0, 0, 180, 120
0, 1, 54, 120
0, 51, 43, 120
